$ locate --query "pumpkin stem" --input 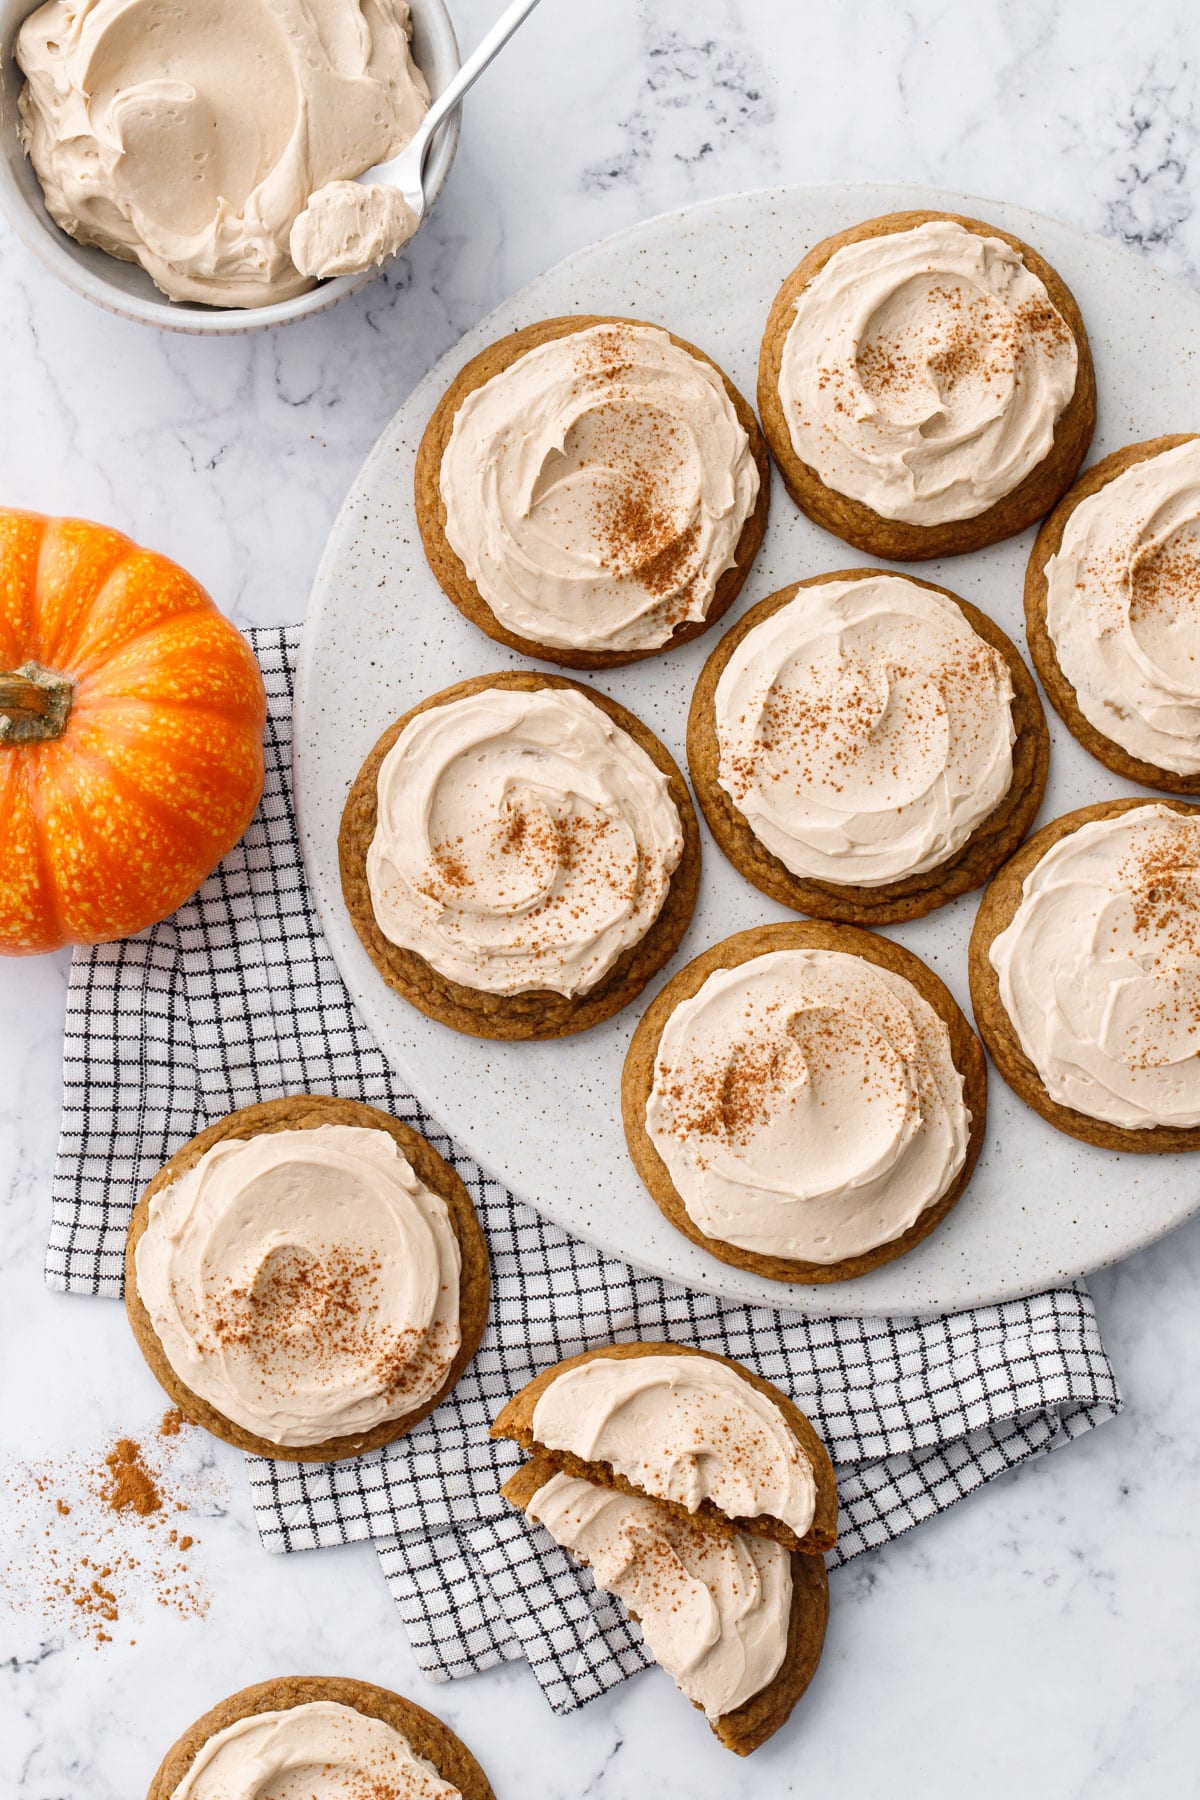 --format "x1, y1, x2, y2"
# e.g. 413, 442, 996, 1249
0, 663, 73, 744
